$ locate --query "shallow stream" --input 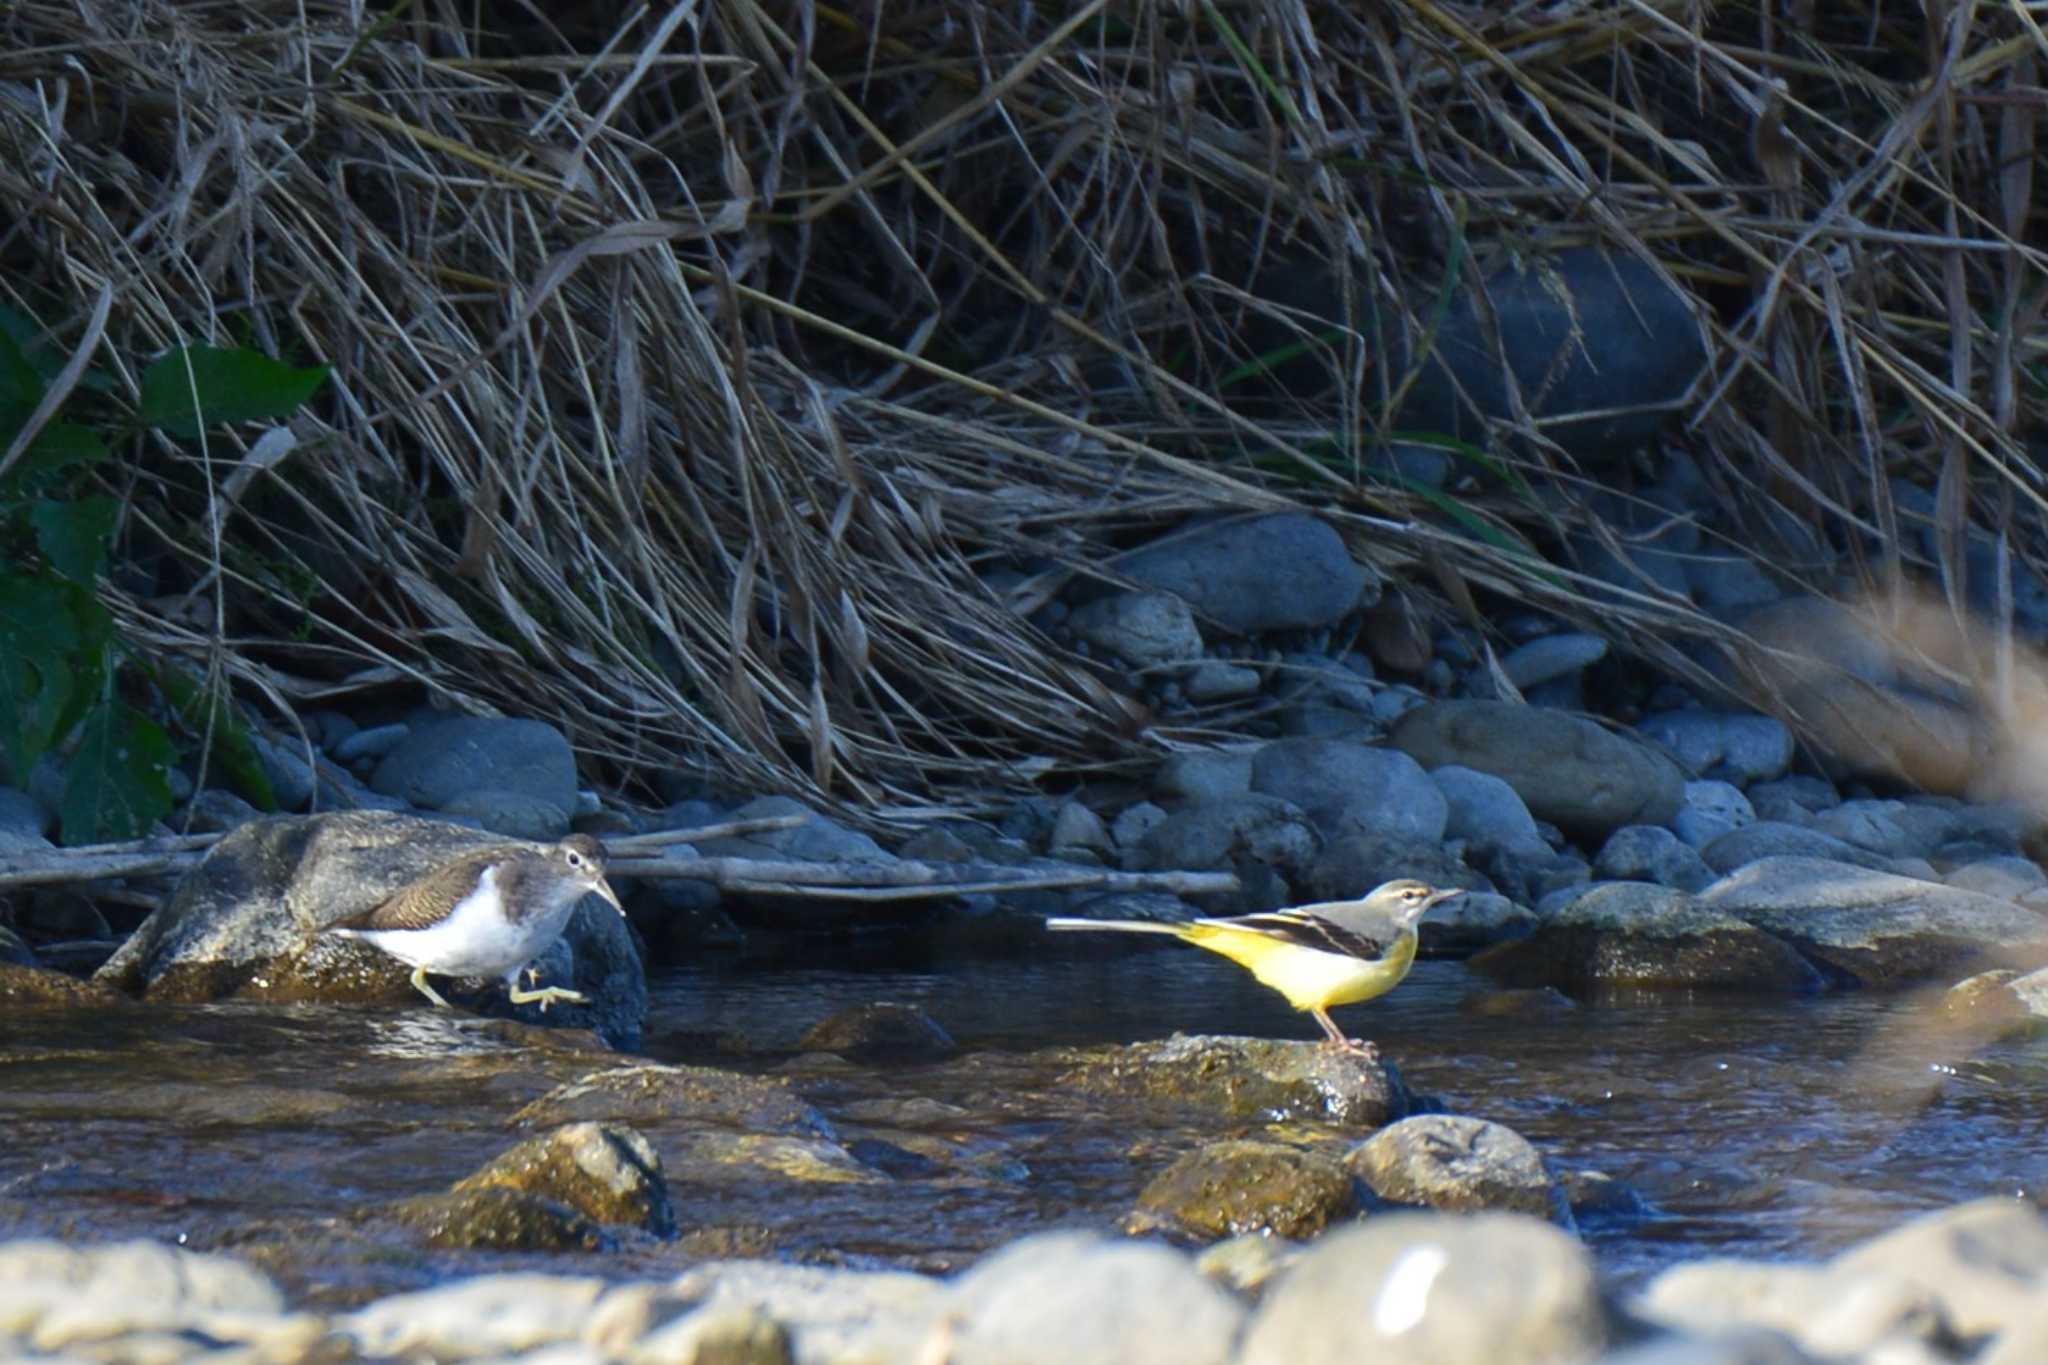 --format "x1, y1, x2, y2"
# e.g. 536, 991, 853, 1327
3, 946, 2043, 1306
